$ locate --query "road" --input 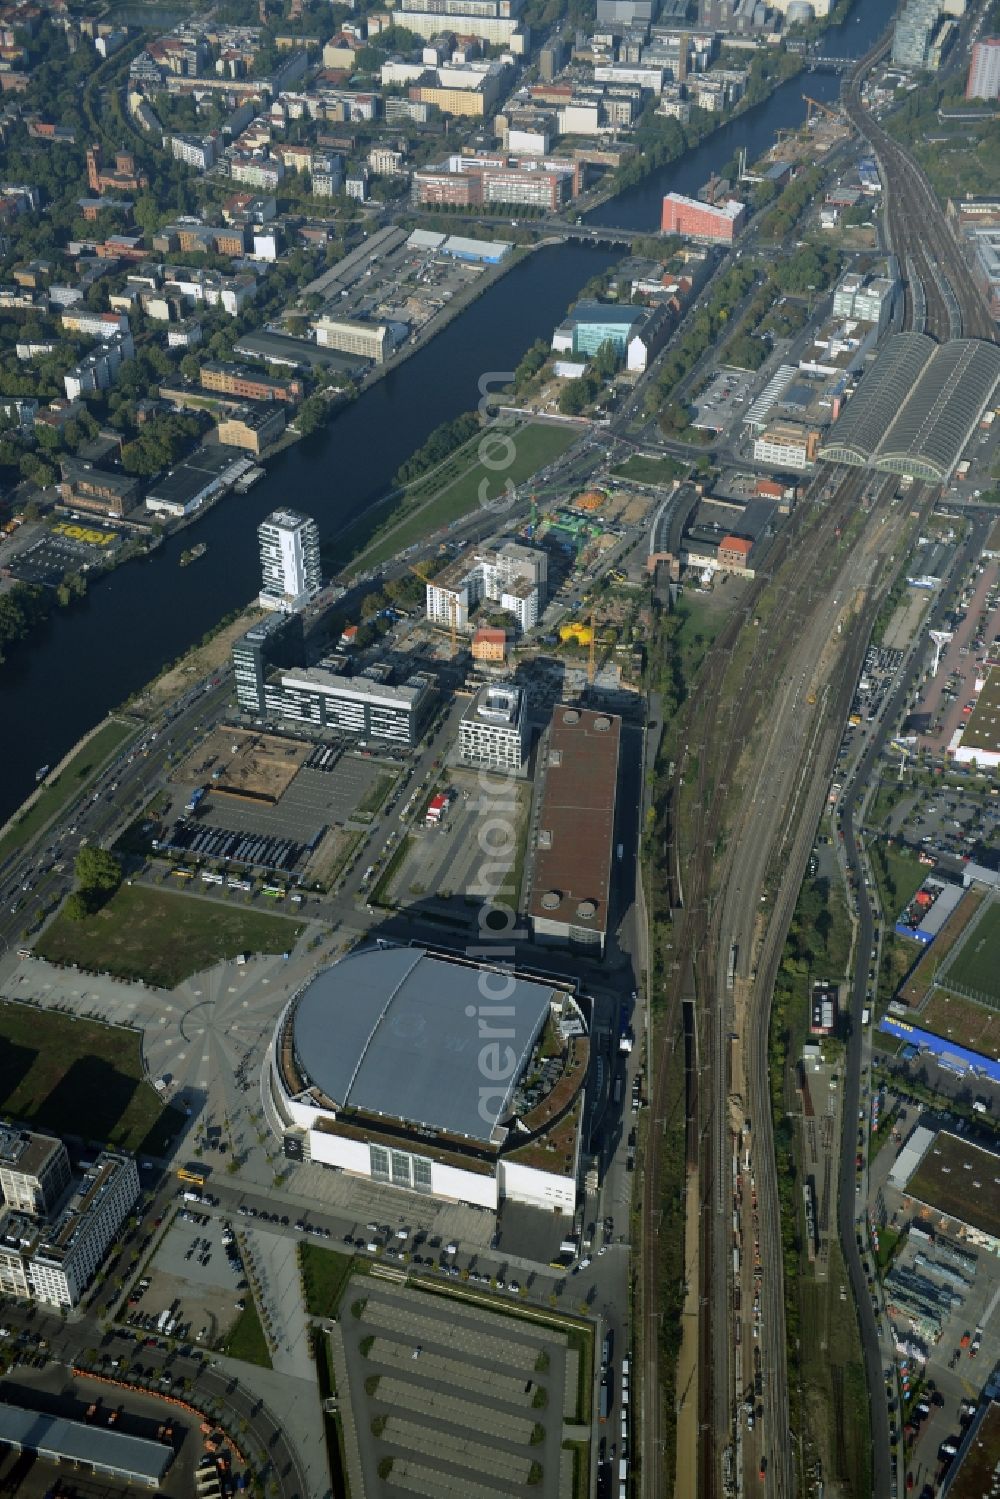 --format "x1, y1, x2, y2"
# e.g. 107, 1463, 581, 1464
834, 508, 991, 1499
